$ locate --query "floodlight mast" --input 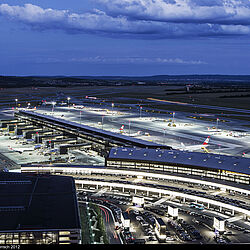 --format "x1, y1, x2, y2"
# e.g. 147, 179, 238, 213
15, 99, 18, 108
80, 111, 82, 124
129, 120, 131, 136
67, 97, 71, 108
51, 102, 56, 114
112, 102, 114, 120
